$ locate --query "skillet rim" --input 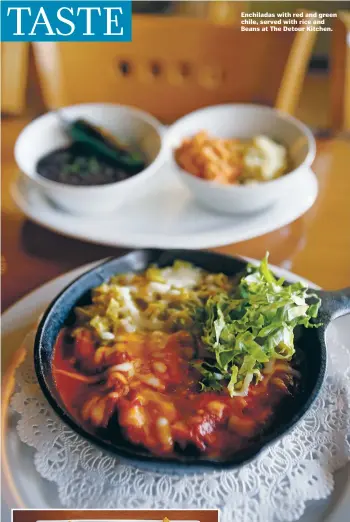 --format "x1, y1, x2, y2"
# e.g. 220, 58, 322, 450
34, 249, 327, 473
